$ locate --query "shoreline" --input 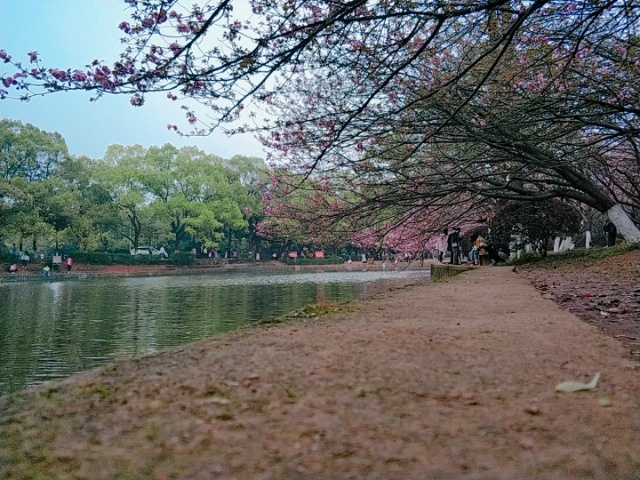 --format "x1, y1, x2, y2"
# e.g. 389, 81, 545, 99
0, 259, 431, 283
1, 262, 433, 395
